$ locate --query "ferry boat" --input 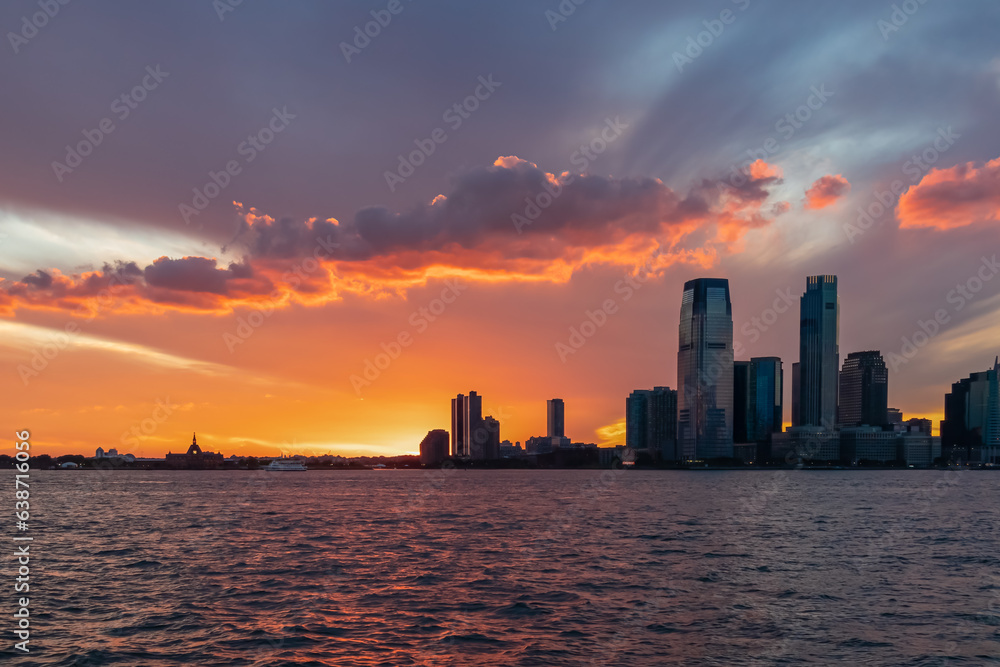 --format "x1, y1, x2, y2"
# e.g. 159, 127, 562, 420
266, 458, 308, 471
